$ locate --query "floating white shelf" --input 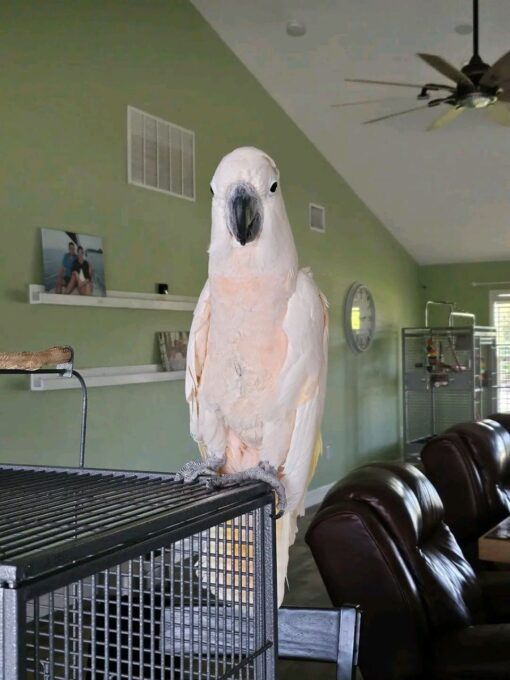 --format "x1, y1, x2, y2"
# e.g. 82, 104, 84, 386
30, 364, 185, 391
28, 285, 197, 311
